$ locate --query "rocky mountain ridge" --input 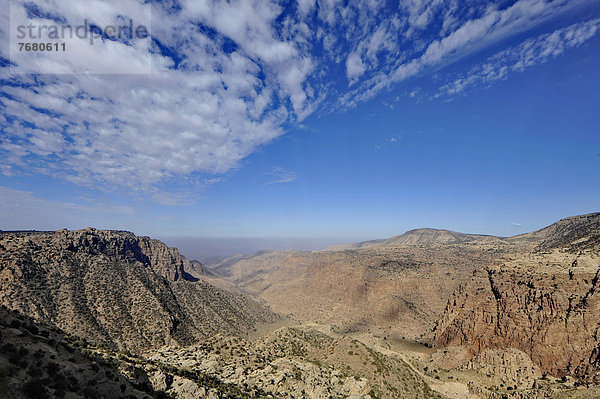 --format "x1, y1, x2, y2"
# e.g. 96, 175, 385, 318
0, 228, 278, 352
326, 229, 493, 251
